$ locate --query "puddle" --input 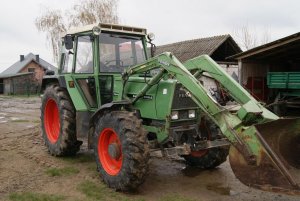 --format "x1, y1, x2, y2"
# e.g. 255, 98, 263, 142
0, 117, 5, 120
0, 113, 7, 116
206, 182, 231, 195
26, 125, 34, 128
0, 120, 8, 123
